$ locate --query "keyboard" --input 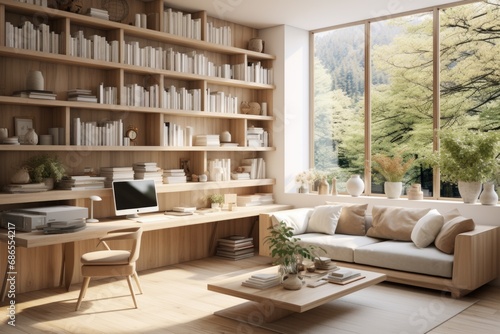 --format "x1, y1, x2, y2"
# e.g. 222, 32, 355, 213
133, 216, 169, 223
